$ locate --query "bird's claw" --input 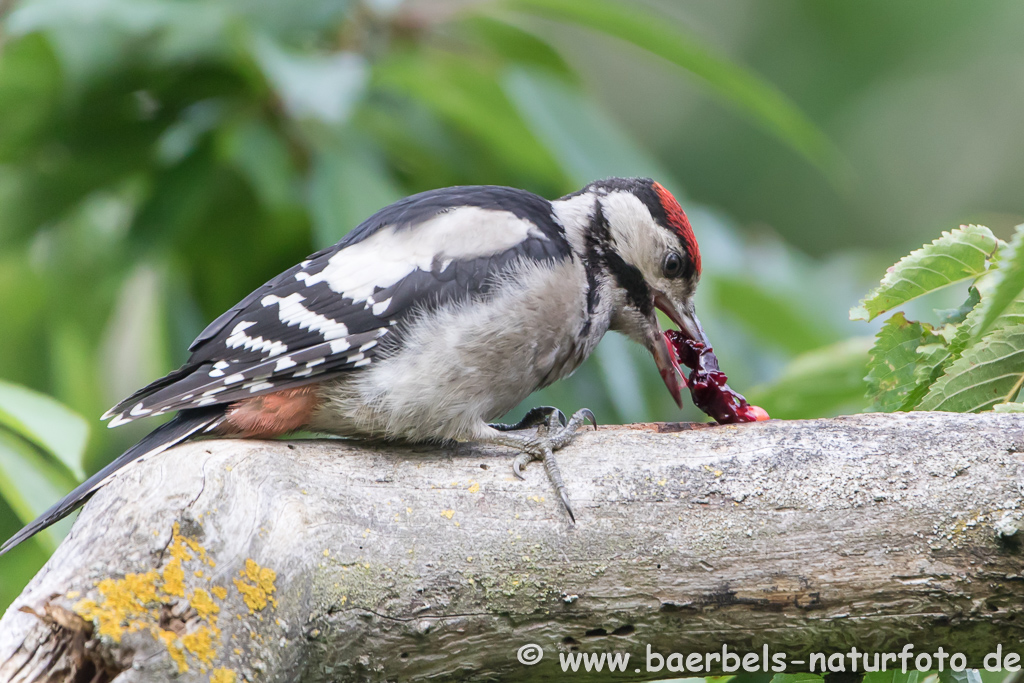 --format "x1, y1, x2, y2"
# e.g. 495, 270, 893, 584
486, 407, 595, 523
512, 452, 534, 480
